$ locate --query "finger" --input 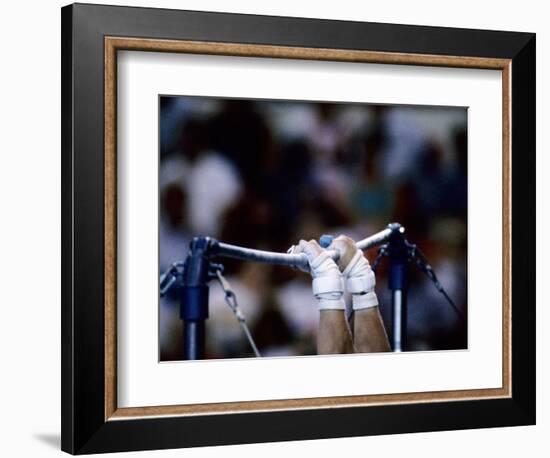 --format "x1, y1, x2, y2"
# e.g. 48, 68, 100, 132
328, 236, 351, 254
308, 239, 322, 249
334, 234, 356, 246
288, 240, 305, 255
305, 239, 324, 258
